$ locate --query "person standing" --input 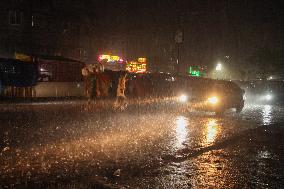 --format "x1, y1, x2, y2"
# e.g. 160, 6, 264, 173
82, 66, 91, 98
82, 65, 97, 110
114, 71, 128, 110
